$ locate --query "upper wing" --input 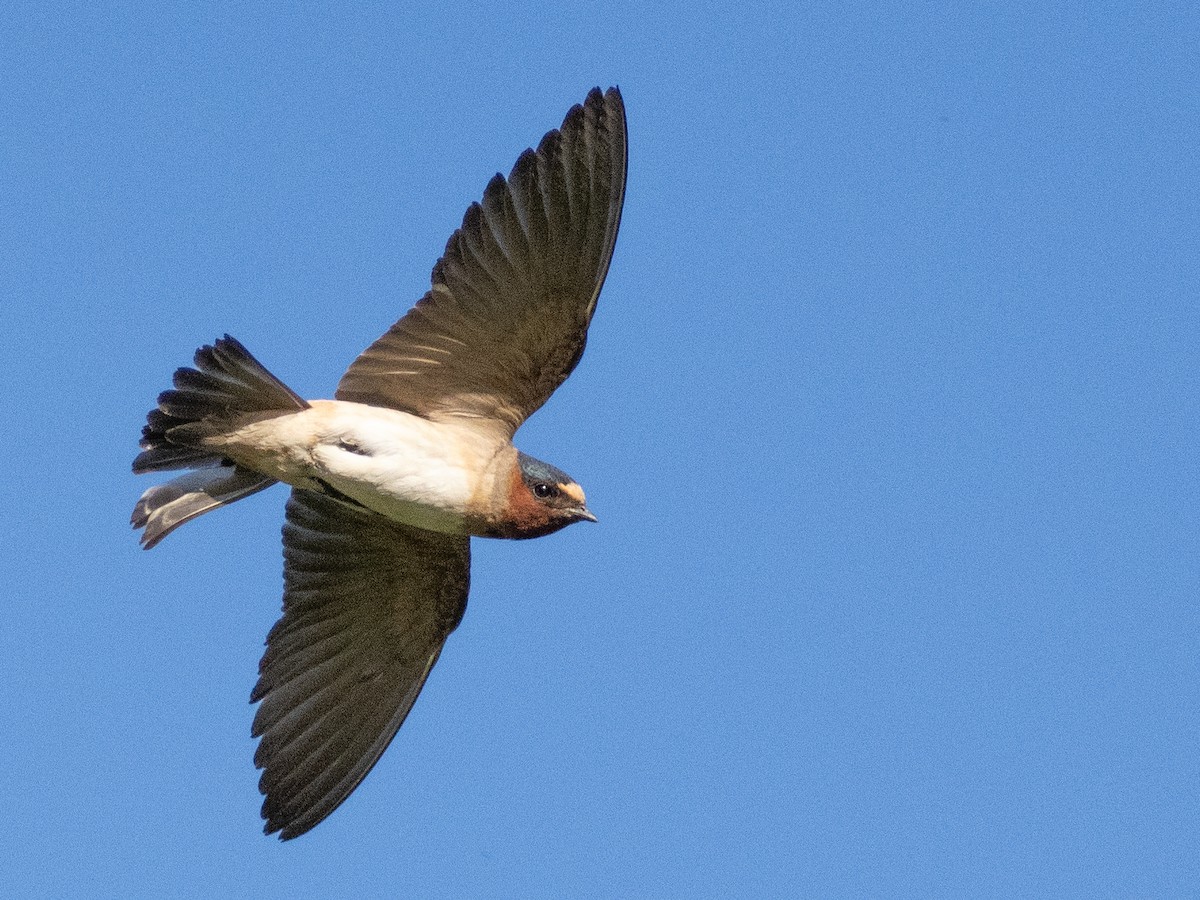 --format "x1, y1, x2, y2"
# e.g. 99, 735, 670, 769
336, 86, 628, 439
251, 489, 470, 840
